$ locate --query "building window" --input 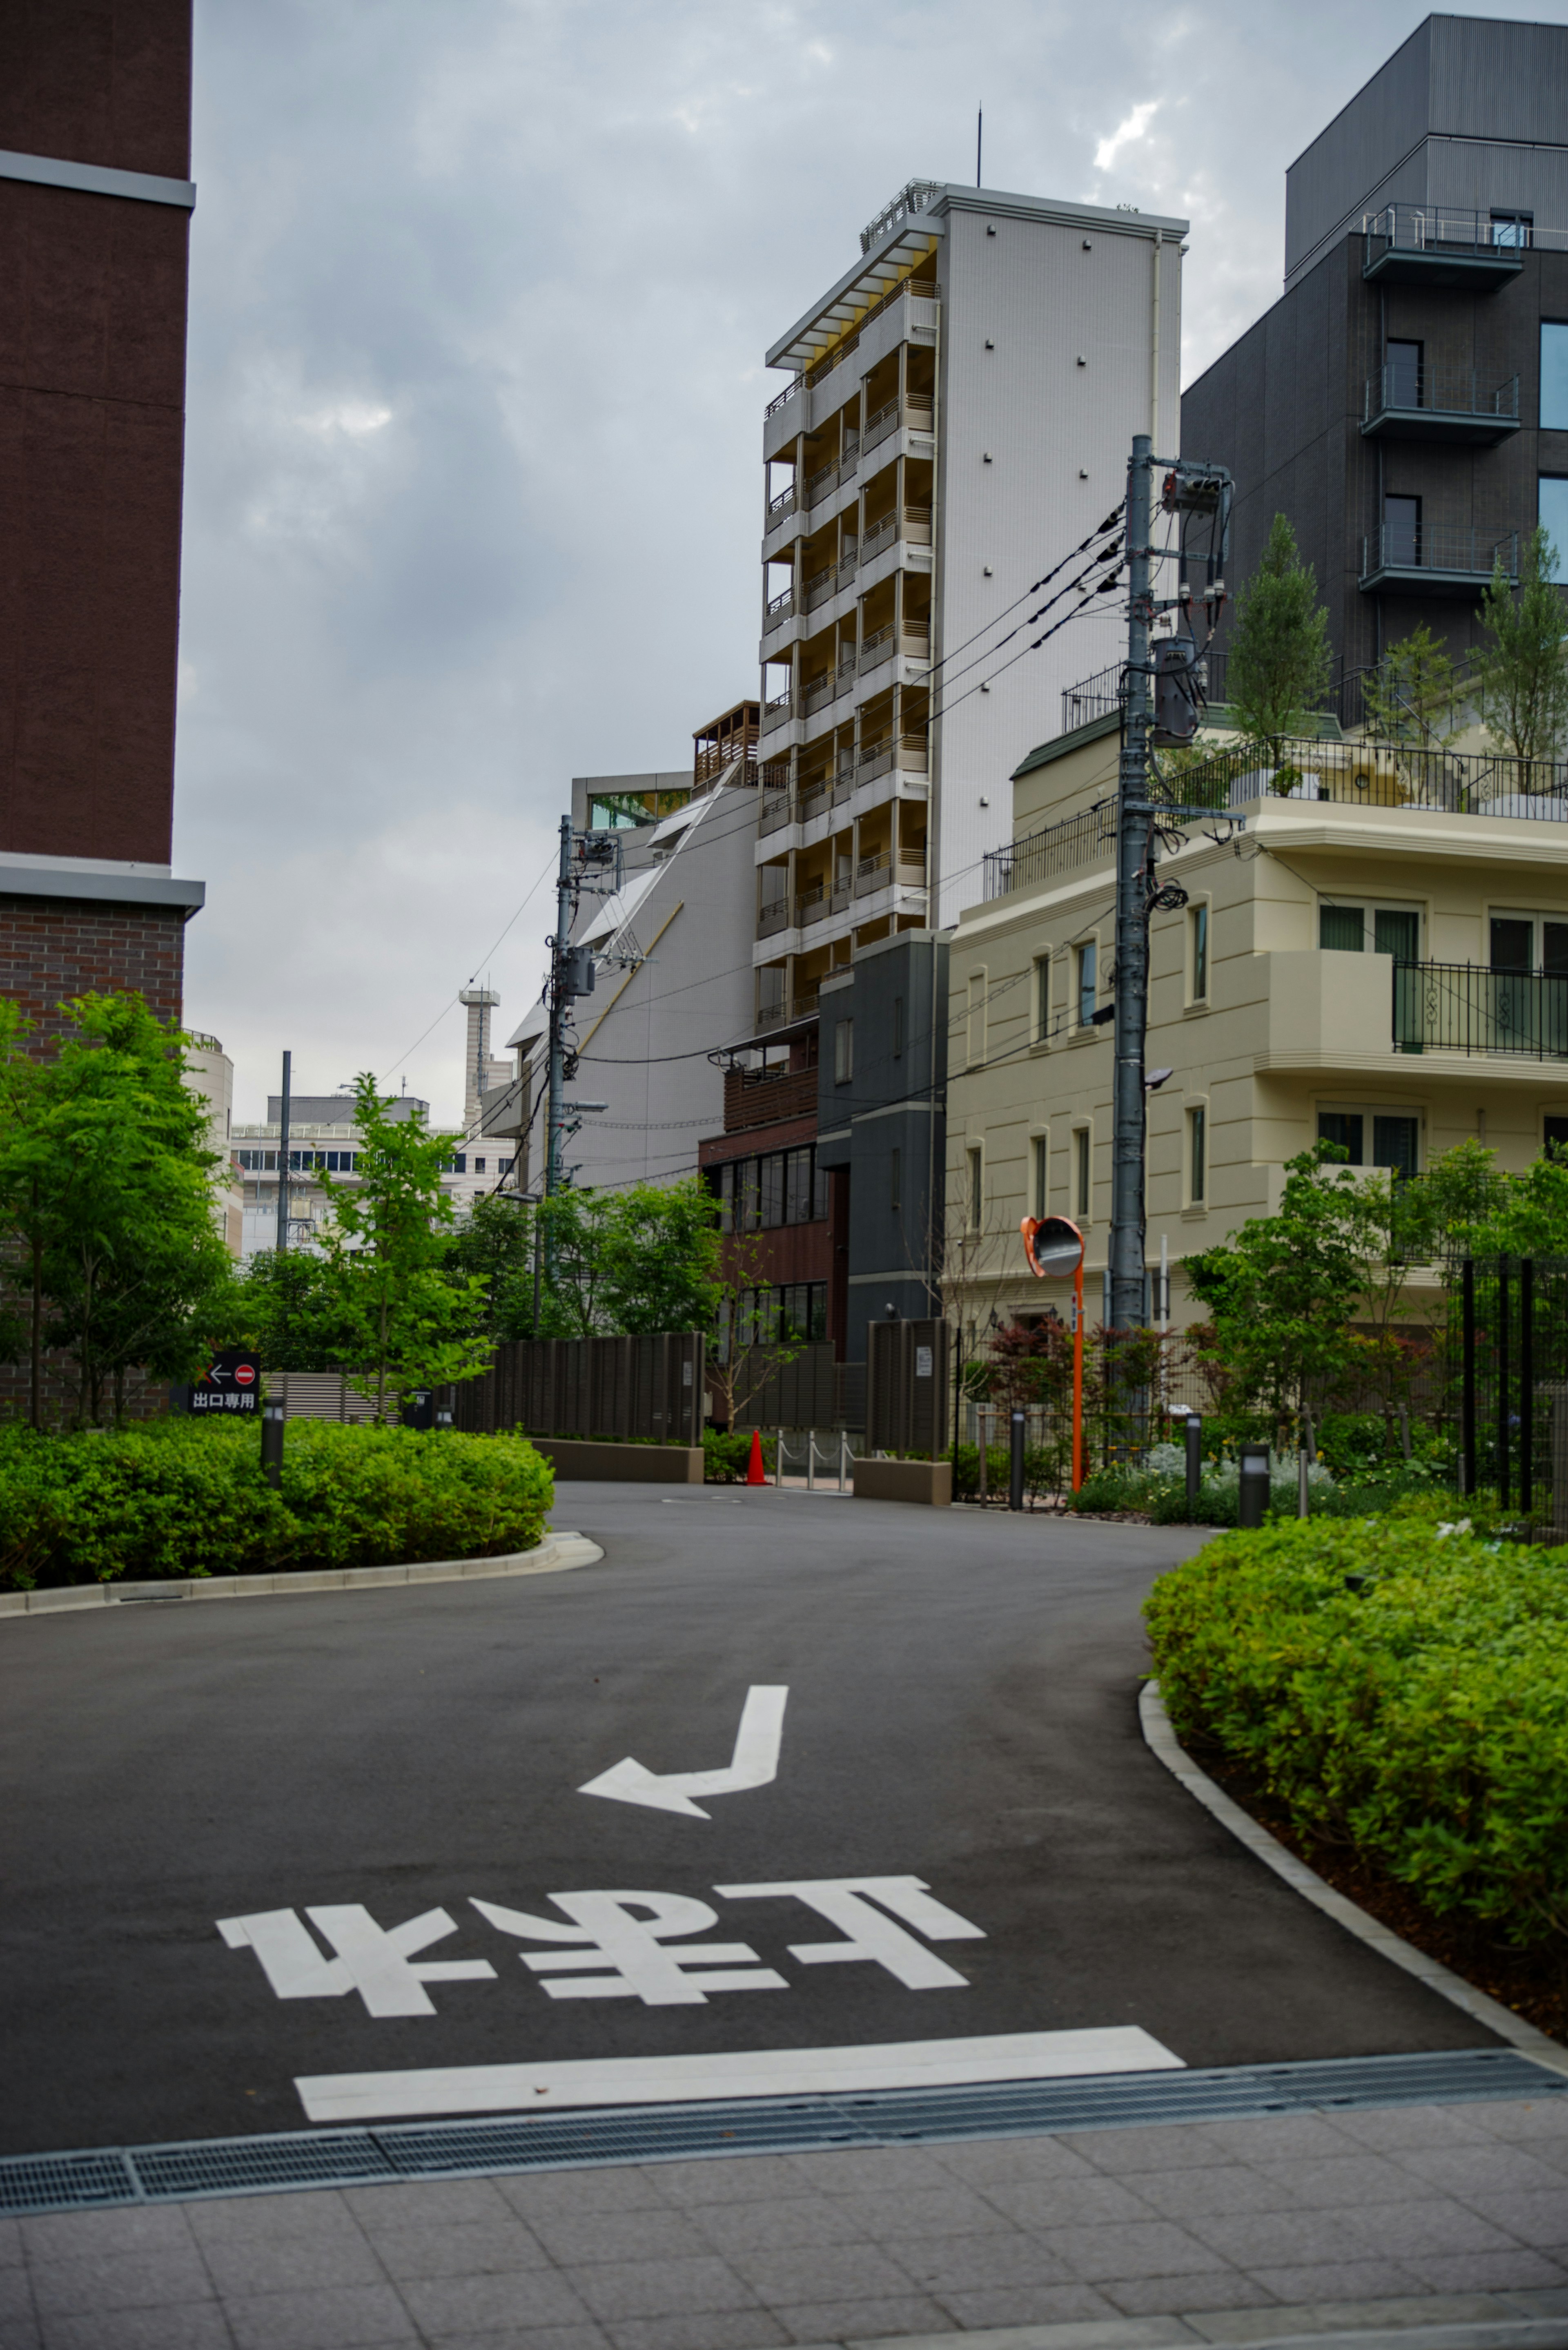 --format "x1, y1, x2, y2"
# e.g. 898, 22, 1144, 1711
1188, 1107, 1206, 1205
893, 994, 904, 1058
1319, 902, 1420, 958
499, 1158, 513, 1176
1074, 1127, 1091, 1220
1031, 1134, 1047, 1221
474, 1158, 486, 1175
1033, 956, 1051, 1042
1383, 493, 1421, 567
967, 972, 987, 1066
785, 1146, 820, 1224
890, 1147, 901, 1213
1190, 903, 1209, 1001
1539, 476, 1568, 578
1493, 208, 1534, 248
967, 1144, 983, 1231
1076, 940, 1097, 1029
1492, 910, 1568, 972
1545, 1115, 1568, 1159
1318, 1108, 1420, 1180
1543, 325, 1568, 430
834, 1019, 853, 1083
758, 1154, 785, 1227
